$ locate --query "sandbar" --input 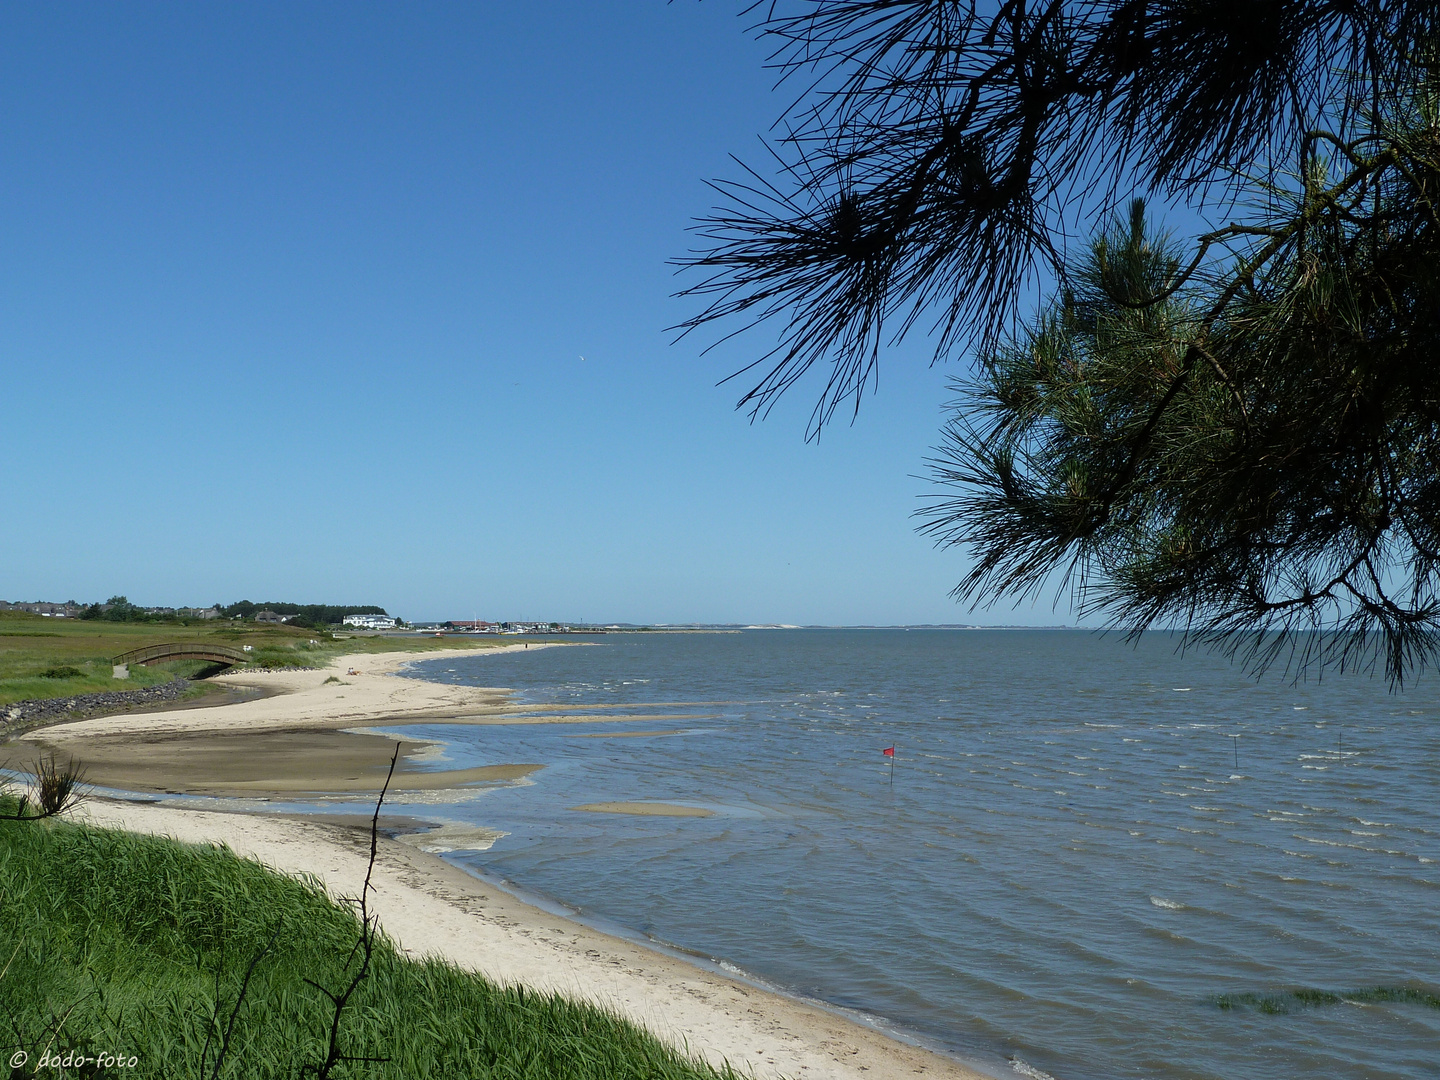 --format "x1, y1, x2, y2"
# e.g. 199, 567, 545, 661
7, 727, 540, 797
567, 729, 686, 738
572, 801, 715, 817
